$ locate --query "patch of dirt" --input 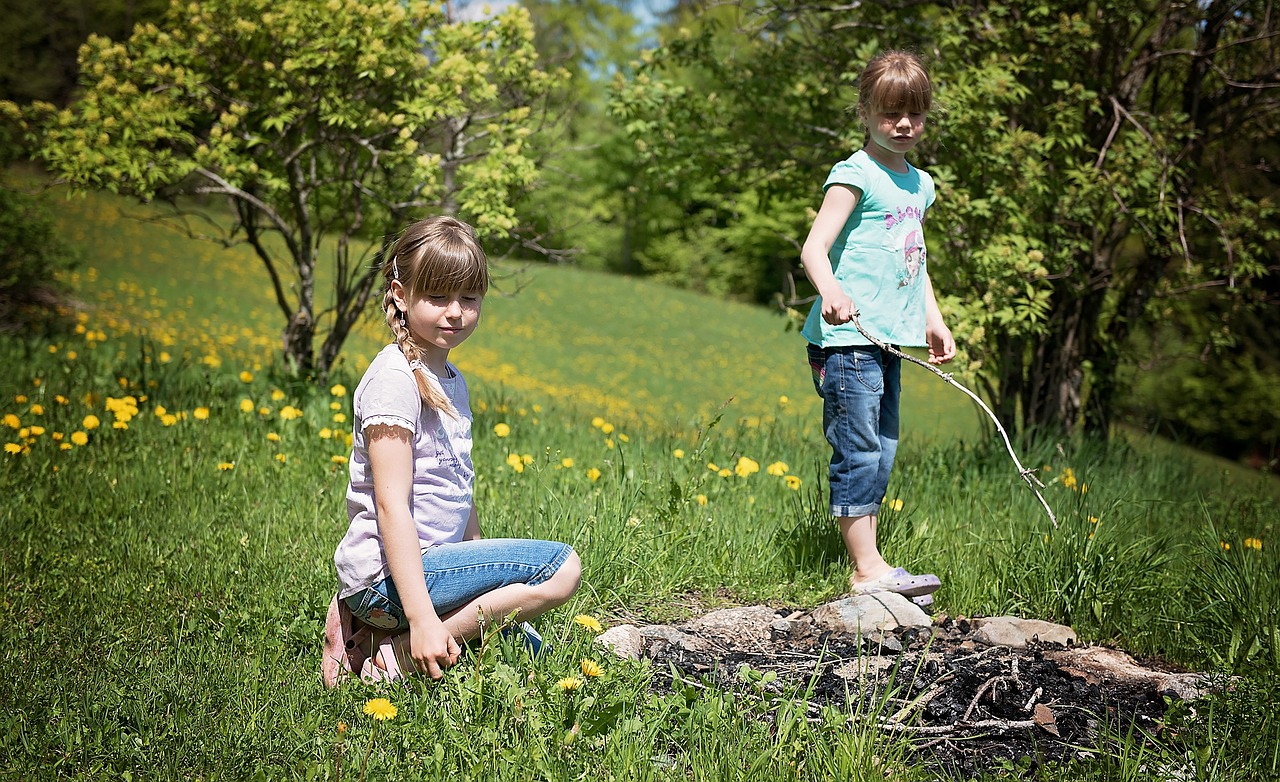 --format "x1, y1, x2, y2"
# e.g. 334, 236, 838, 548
640, 610, 1196, 778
